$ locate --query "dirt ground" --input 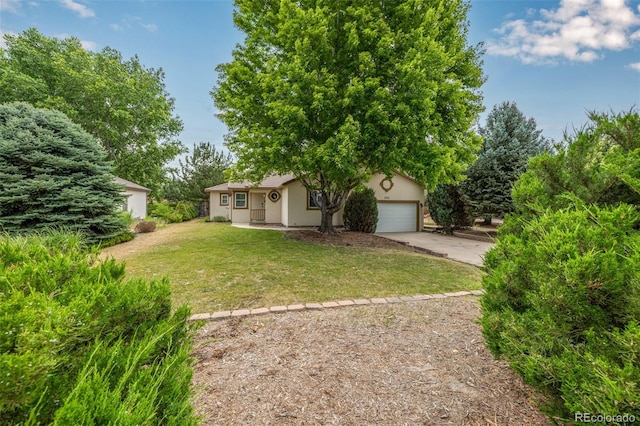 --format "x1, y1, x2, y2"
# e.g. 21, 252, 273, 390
192, 297, 550, 425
